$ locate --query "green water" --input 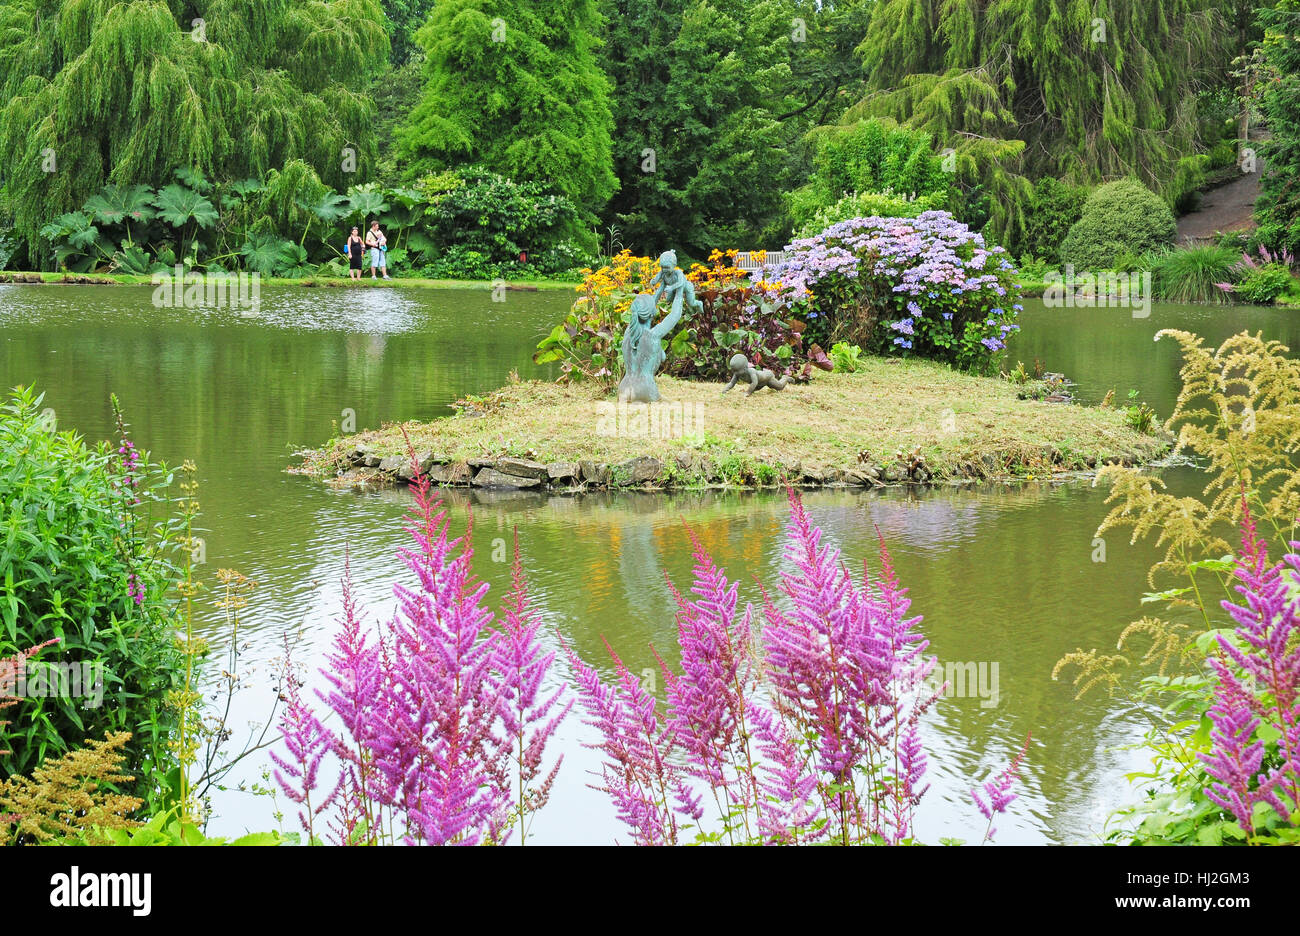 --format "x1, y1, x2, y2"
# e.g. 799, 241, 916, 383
2, 283, 1296, 844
